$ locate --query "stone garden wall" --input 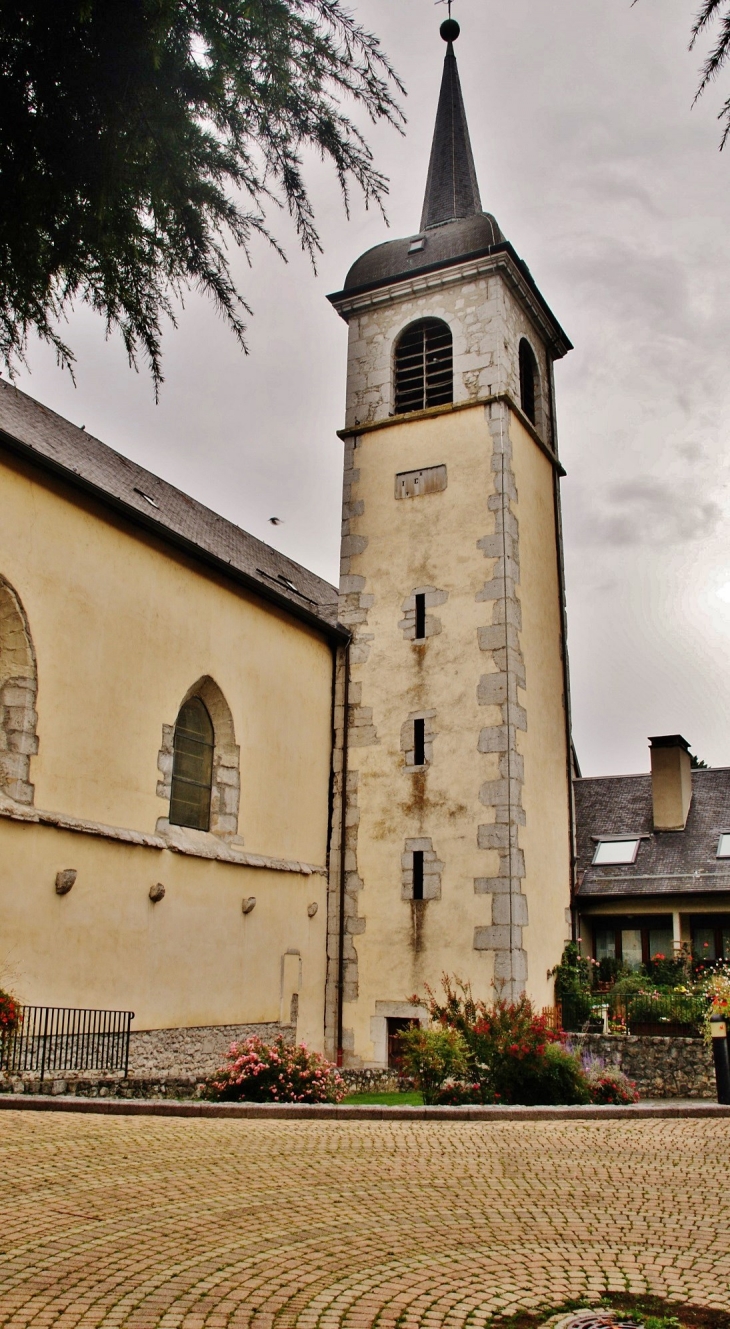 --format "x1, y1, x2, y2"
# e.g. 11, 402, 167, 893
127, 1022, 292, 1079
578, 1033, 715, 1099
